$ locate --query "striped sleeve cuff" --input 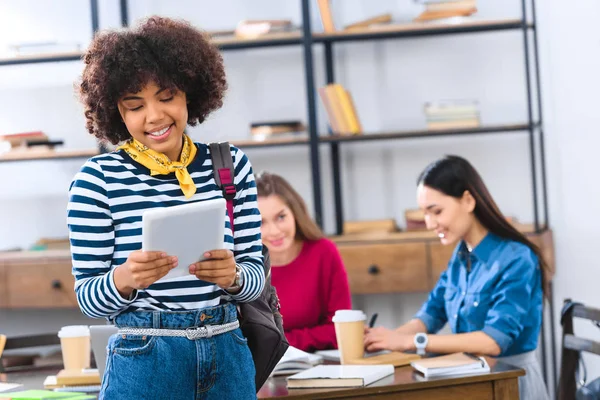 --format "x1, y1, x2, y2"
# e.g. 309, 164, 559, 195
482, 325, 512, 354
76, 269, 138, 318
227, 262, 265, 303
